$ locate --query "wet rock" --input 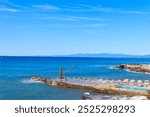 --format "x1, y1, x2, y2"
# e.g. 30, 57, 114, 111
81, 96, 92, 100
113, 64, 150, 74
